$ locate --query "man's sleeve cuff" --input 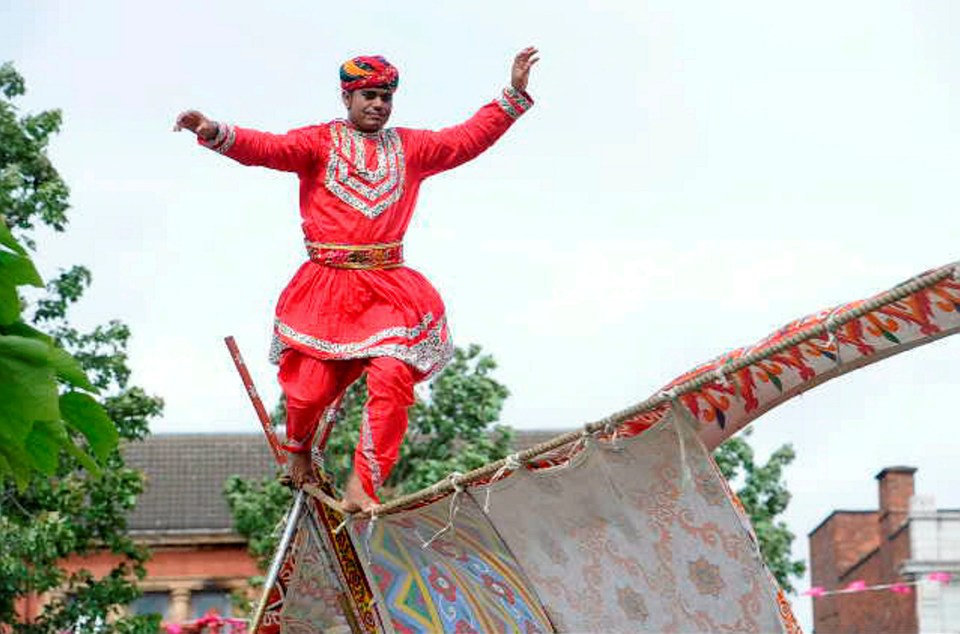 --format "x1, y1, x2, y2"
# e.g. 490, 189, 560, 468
496, 87, 534, 119
197, 123, 237, 154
